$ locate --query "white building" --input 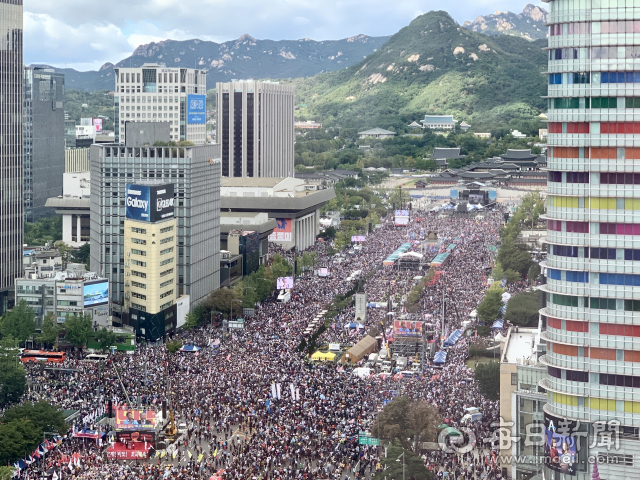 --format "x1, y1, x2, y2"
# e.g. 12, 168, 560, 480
217, 81, 294, 178
114, 64, 207, 145
421, 115, 457, 130
16, 262, 110, 328
45, 150, 91, 247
